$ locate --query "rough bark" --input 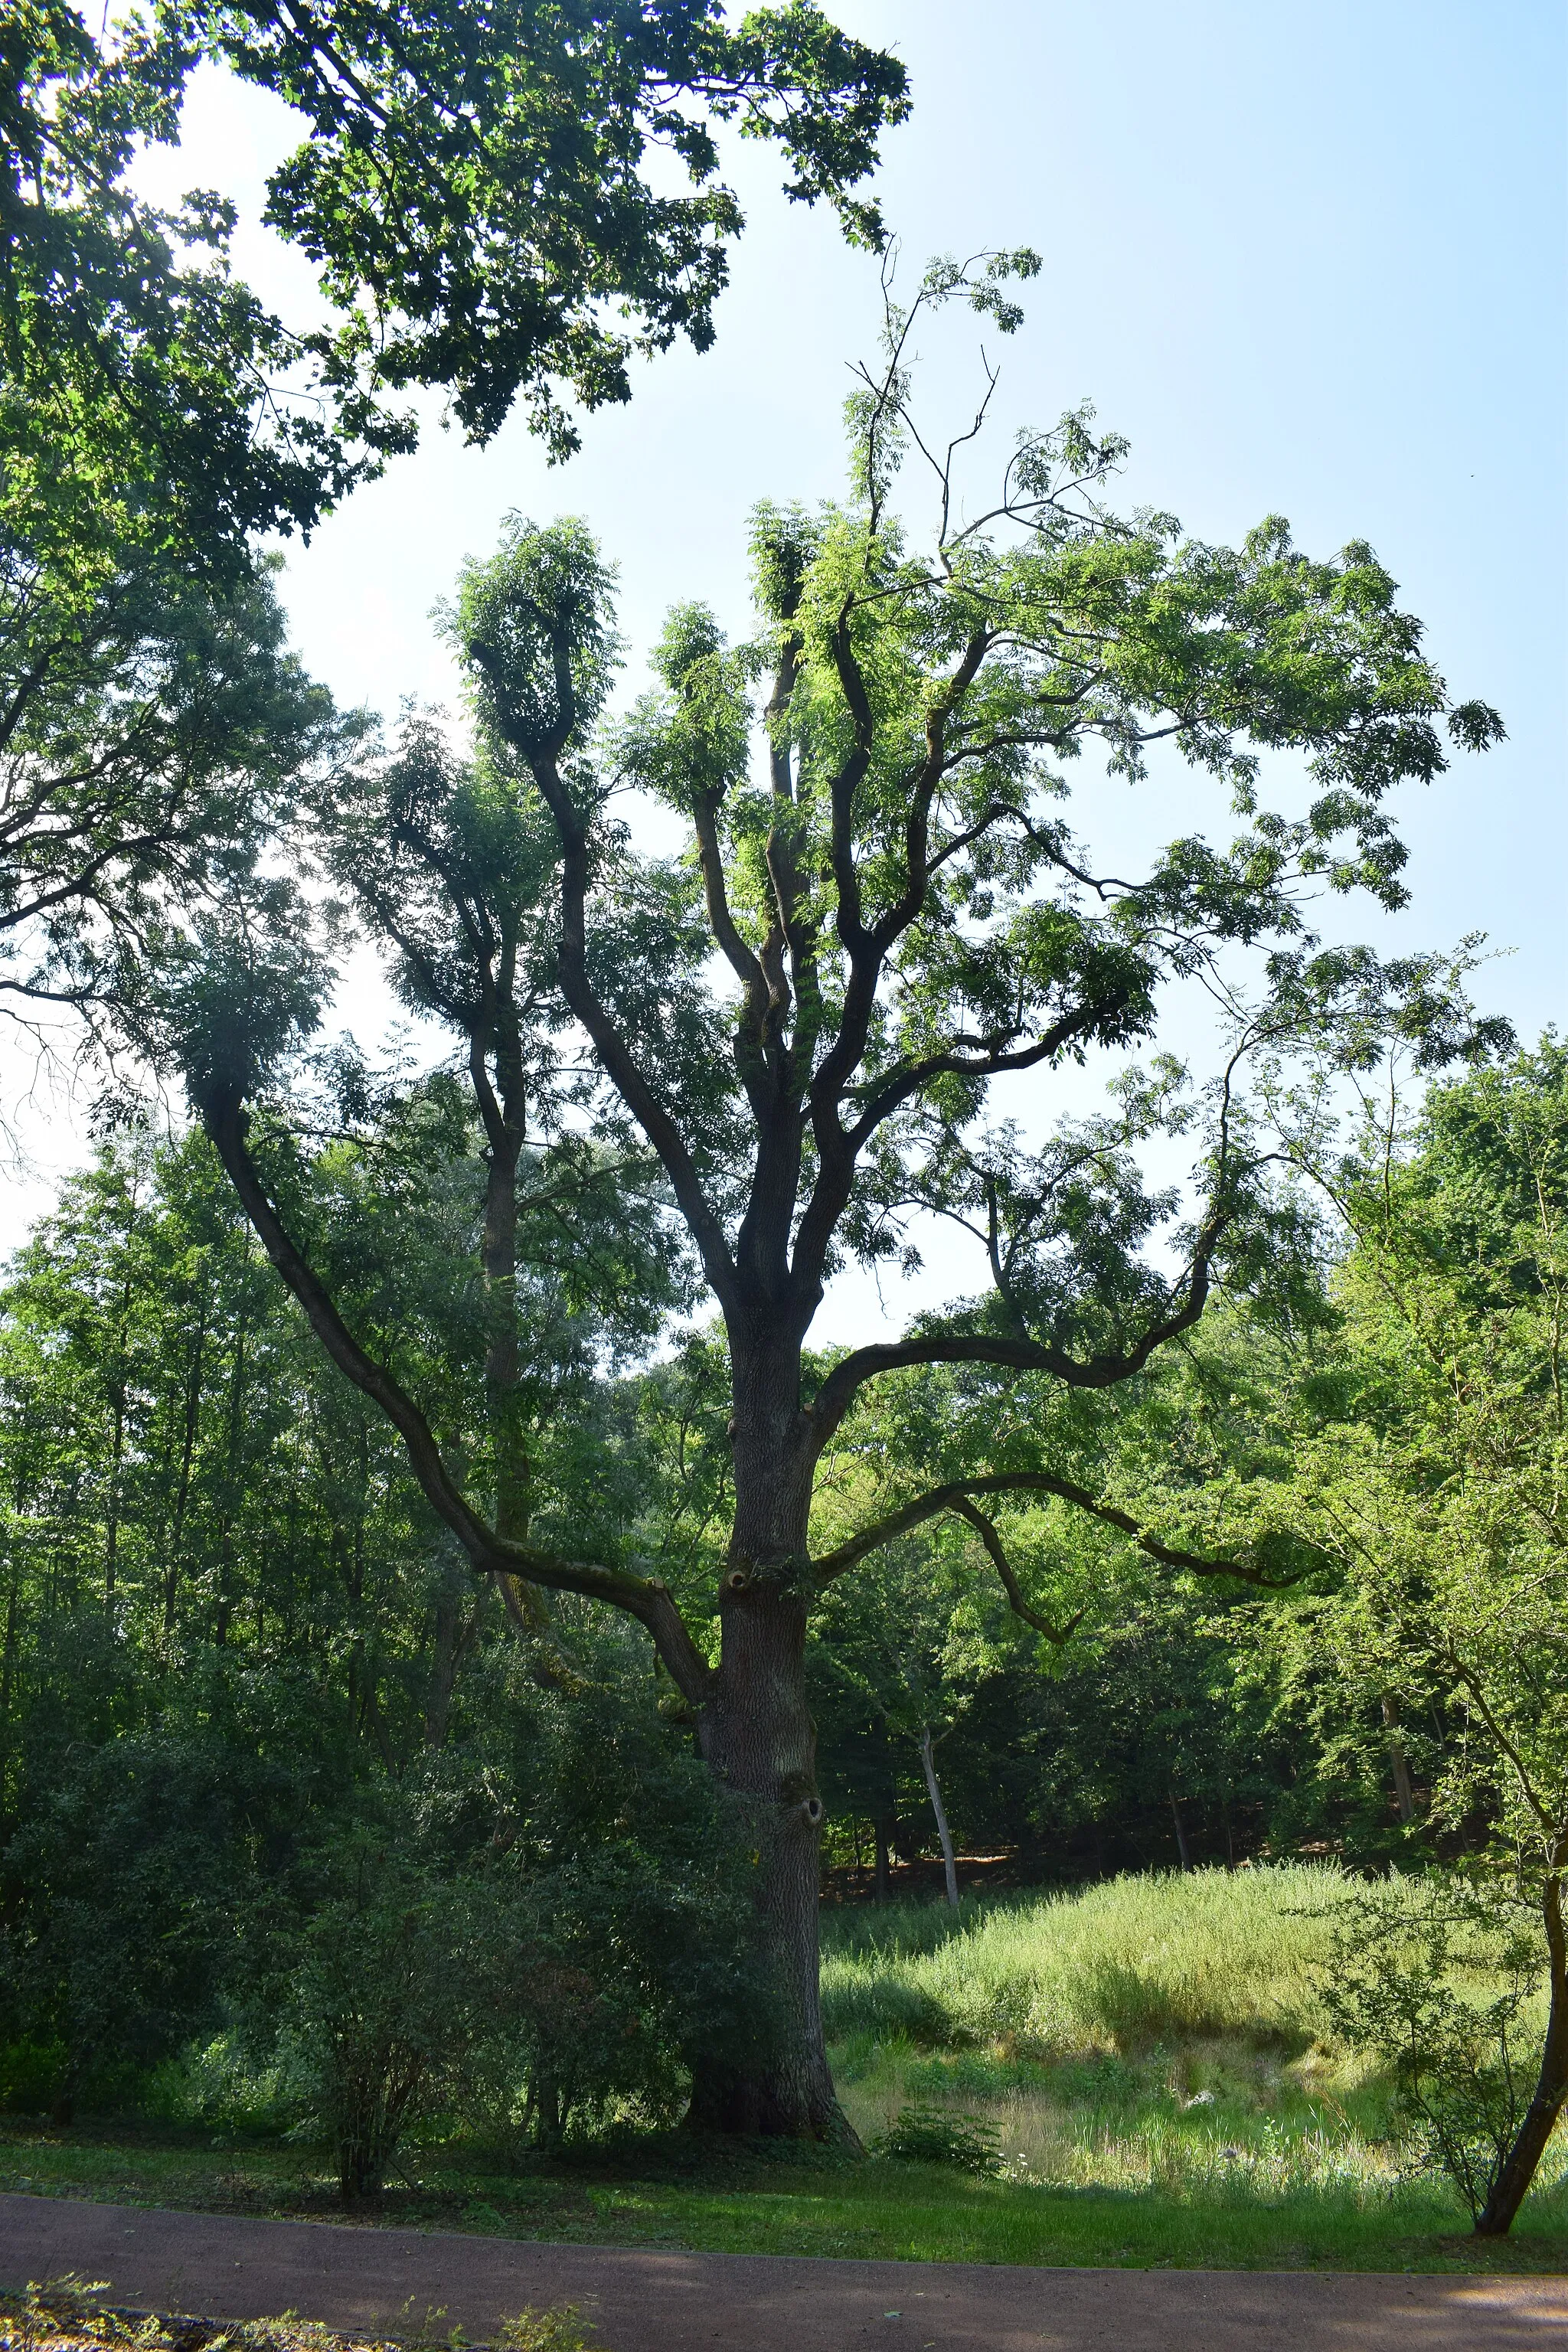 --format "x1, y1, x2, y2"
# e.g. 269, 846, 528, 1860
685, 1348, 848, 2141
1475, 1875, 1568, 2235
